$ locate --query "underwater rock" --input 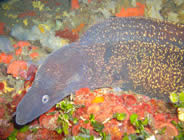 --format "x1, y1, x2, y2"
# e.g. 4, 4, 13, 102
10, 25, 30, 41
10, 25, 67, 50
0, 36, 14, 53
